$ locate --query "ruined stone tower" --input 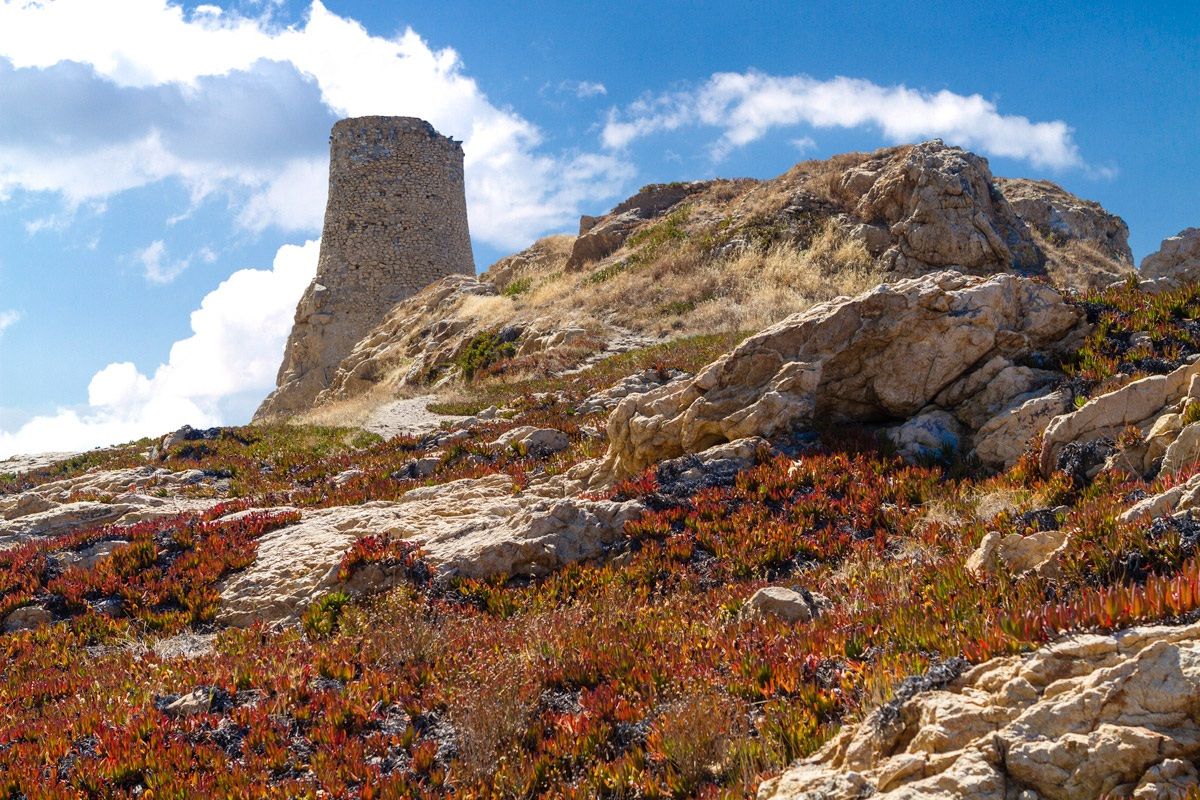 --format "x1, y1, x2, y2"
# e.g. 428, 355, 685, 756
256, 116, 474, 419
